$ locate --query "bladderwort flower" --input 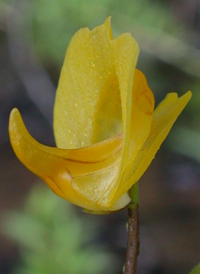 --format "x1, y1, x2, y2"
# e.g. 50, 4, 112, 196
9, 18, 191, 213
